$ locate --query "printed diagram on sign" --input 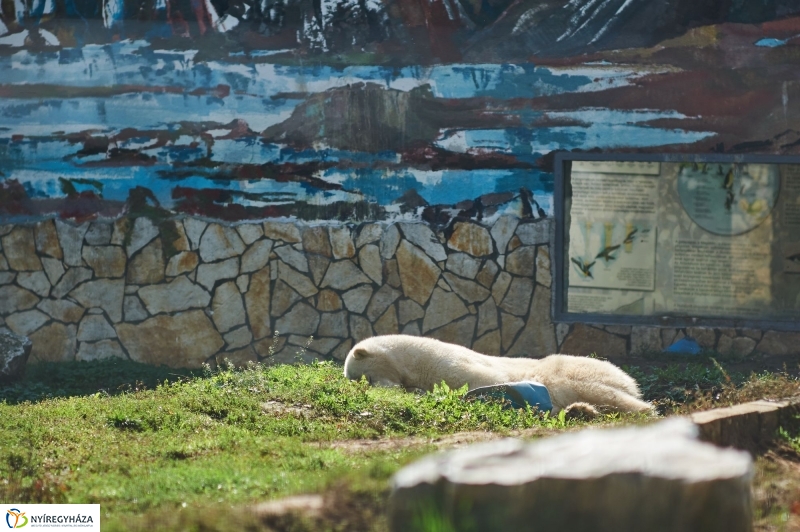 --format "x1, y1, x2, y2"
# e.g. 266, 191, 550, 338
784, 242, 800, 274
677, 163, 780, 236
568, 219, 656, 291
